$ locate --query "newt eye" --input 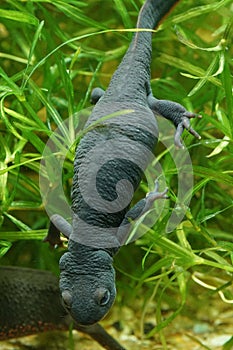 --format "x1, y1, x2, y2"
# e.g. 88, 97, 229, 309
95, 288, 110, 306
99, 290, 110, 306
62, 290, 72, 310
